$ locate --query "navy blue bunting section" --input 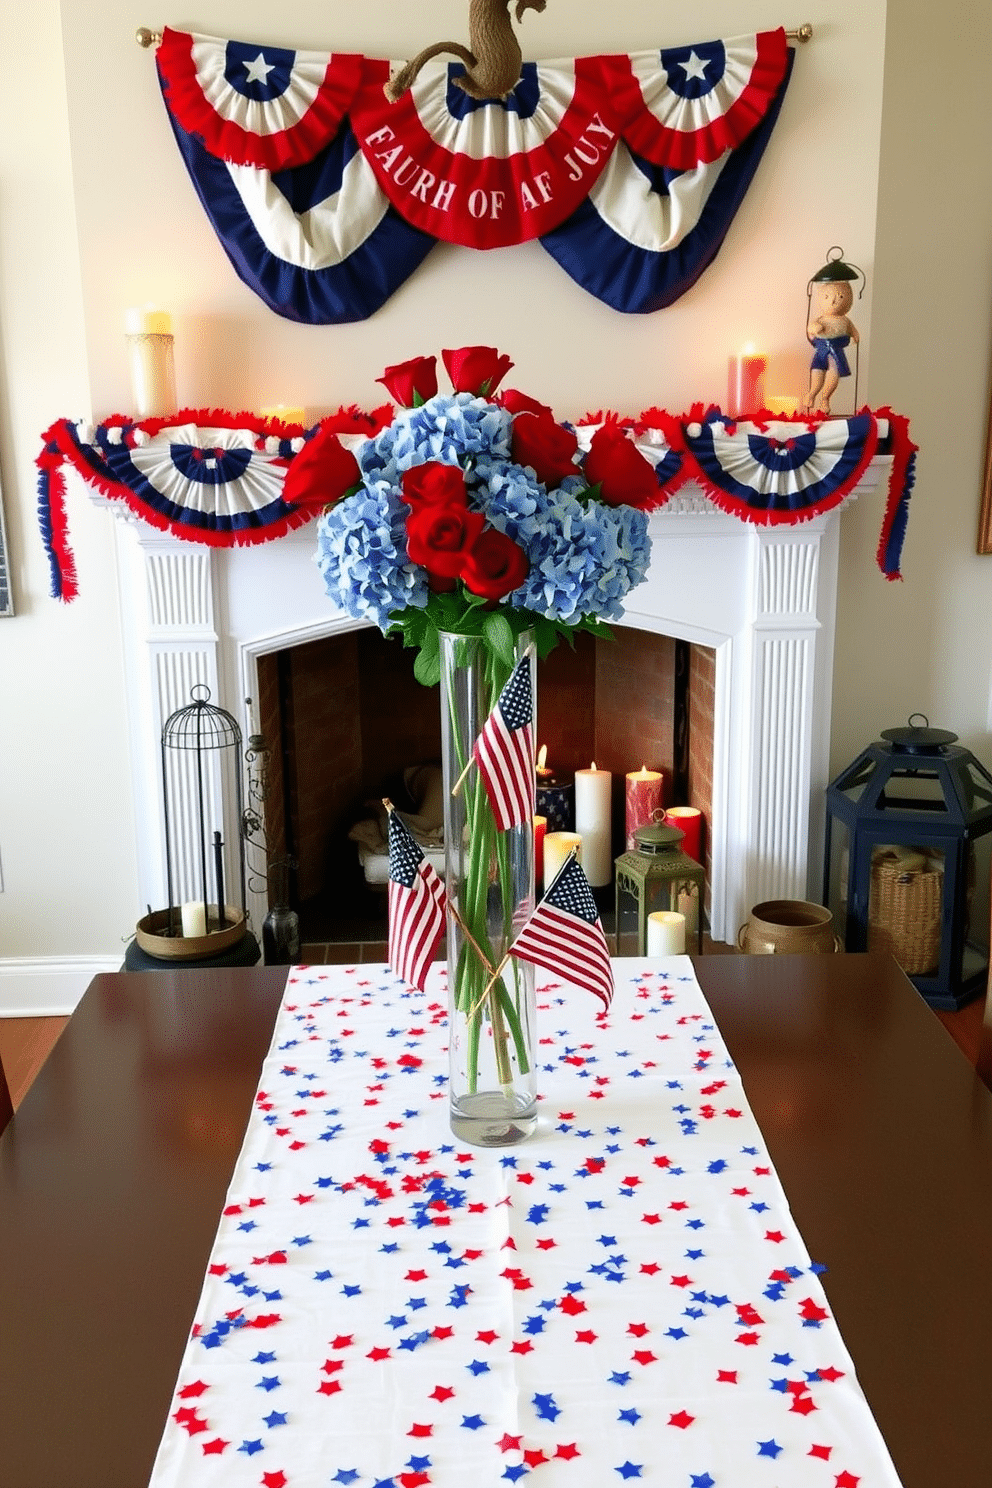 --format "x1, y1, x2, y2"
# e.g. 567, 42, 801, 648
538, 52, 793, 314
